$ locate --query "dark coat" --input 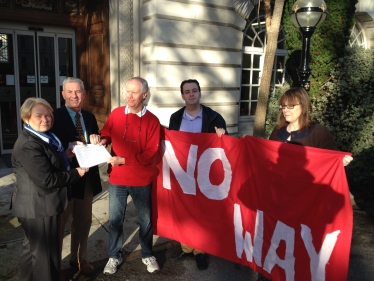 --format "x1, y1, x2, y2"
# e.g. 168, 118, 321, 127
52, 107, 102, 199
169, 104, 228, 134
269, 123, 338, 150
11, 129, 80, 218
